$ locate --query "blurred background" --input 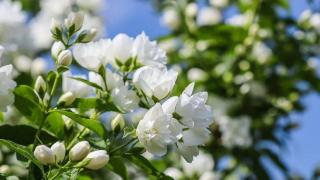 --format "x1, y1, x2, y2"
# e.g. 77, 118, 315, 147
103, 0, 319, 178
